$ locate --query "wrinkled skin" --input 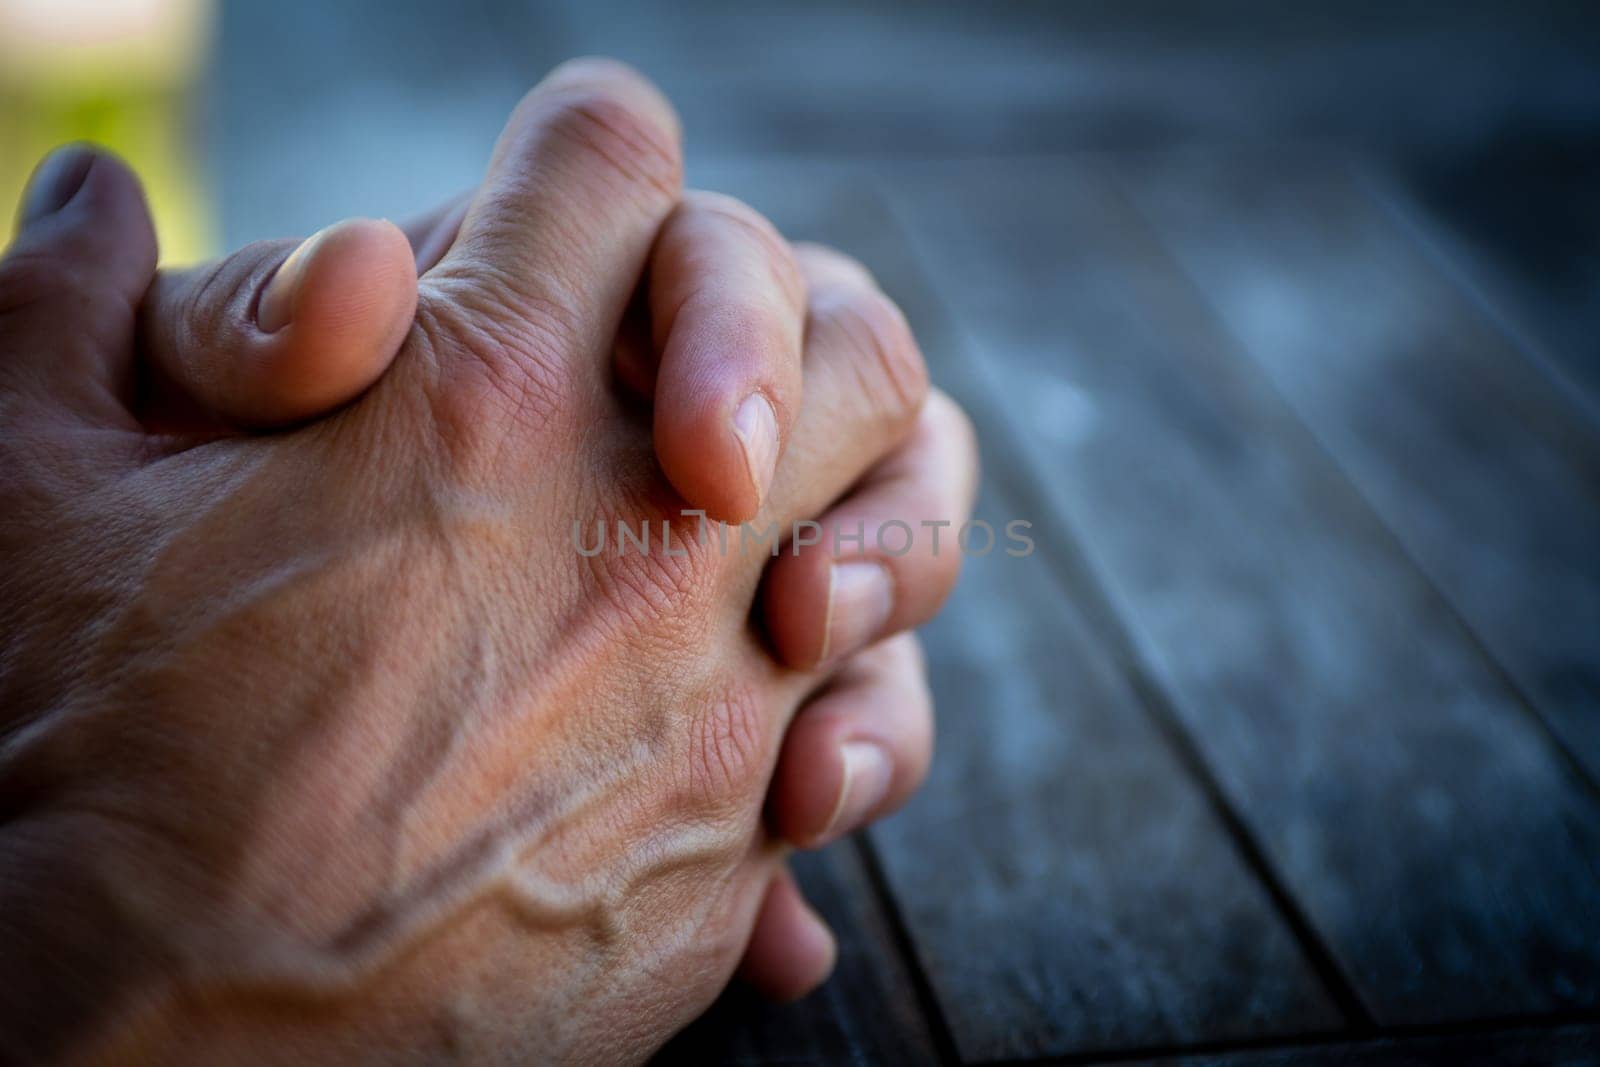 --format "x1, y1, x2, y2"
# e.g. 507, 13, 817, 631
0, 58, 978, 1065
0, 228, 924, 1065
